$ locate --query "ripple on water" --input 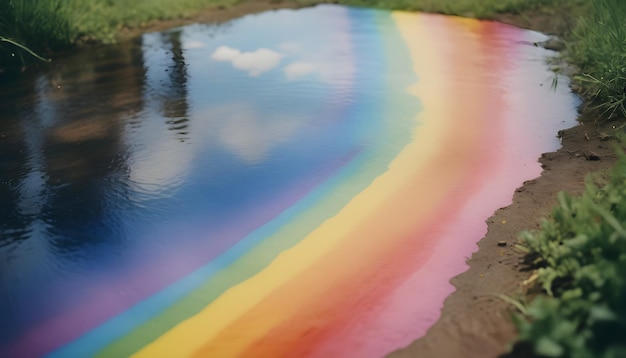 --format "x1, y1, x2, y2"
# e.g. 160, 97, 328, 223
0, 5, 579, 358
